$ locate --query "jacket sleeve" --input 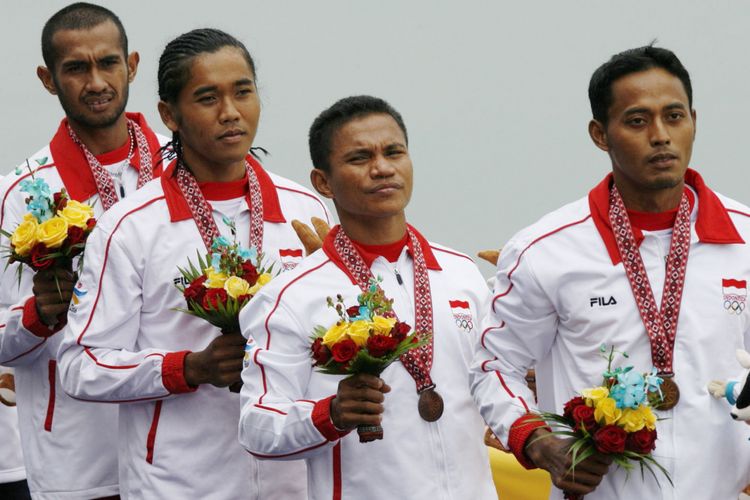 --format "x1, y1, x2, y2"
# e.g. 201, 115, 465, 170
469, 235, 558, 456
57, 219, 194, 403
238, 289, 344, 460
